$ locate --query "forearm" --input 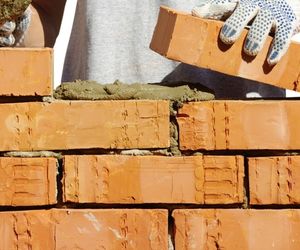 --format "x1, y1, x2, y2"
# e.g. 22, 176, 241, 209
32, 0, 66, 33
22, 0, 66, 47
